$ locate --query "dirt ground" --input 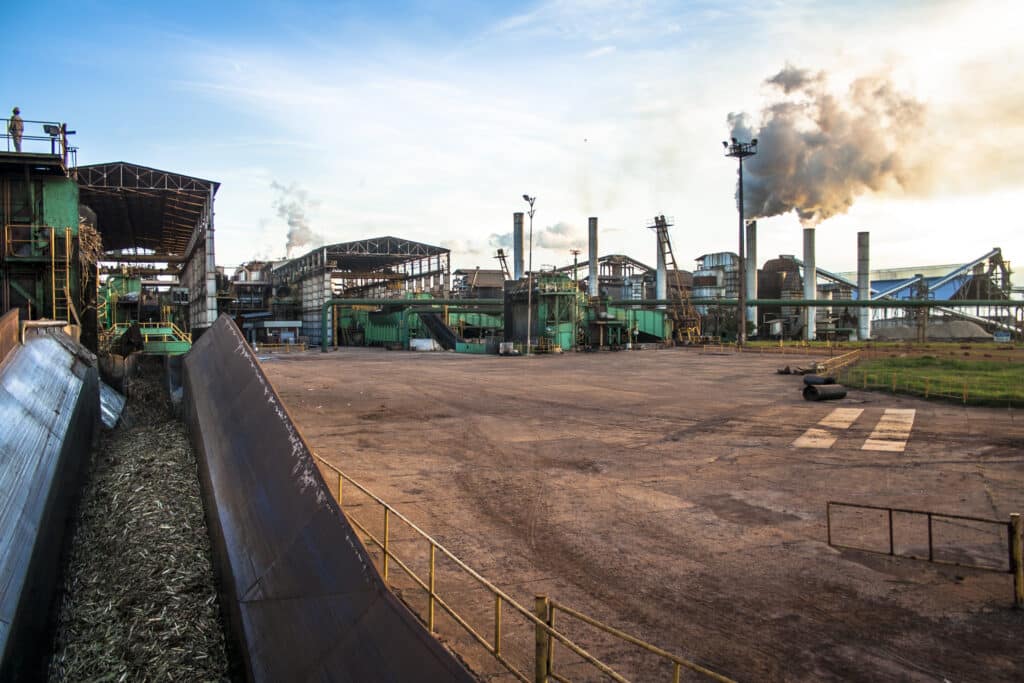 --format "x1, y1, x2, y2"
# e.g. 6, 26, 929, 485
262, 346, 1024, 682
